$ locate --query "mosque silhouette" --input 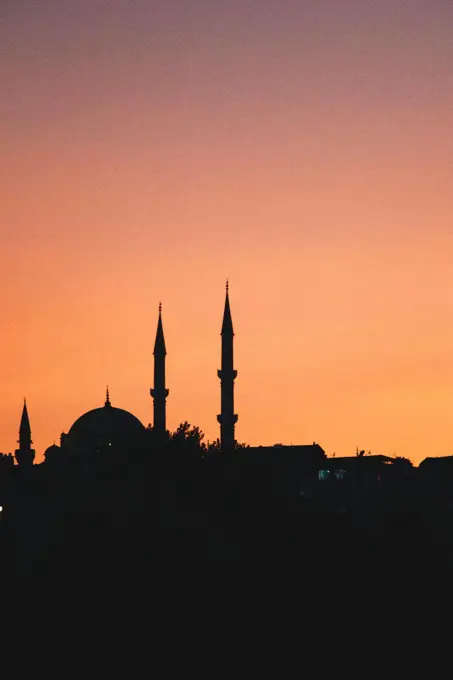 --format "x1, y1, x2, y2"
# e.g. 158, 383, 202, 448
12, 284, 325, 469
